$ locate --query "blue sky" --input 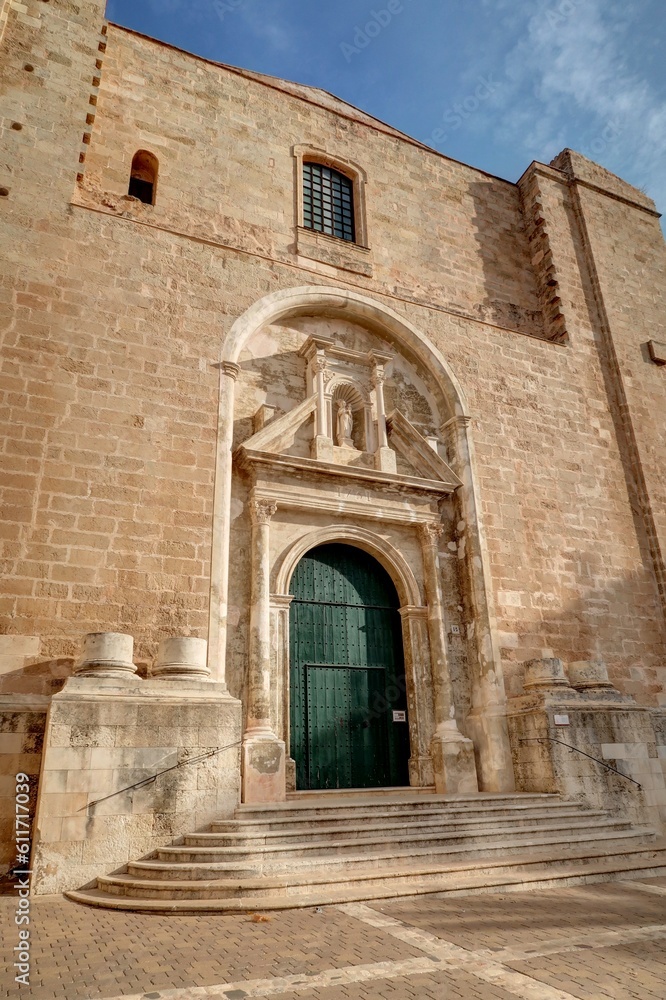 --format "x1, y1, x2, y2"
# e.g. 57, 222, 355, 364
105, 0, 666, 218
